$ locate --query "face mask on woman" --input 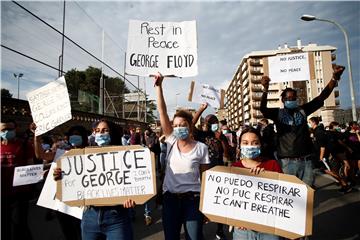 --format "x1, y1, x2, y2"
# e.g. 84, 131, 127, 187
95, 133, 111, 146
173, 127, 189, 140
284, 100, 298, 109
0, 130, 16, 141
211, 124, 219, 132
241, 145, 261, 159
222, 129, 230, 134
69, 135, 83, 147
